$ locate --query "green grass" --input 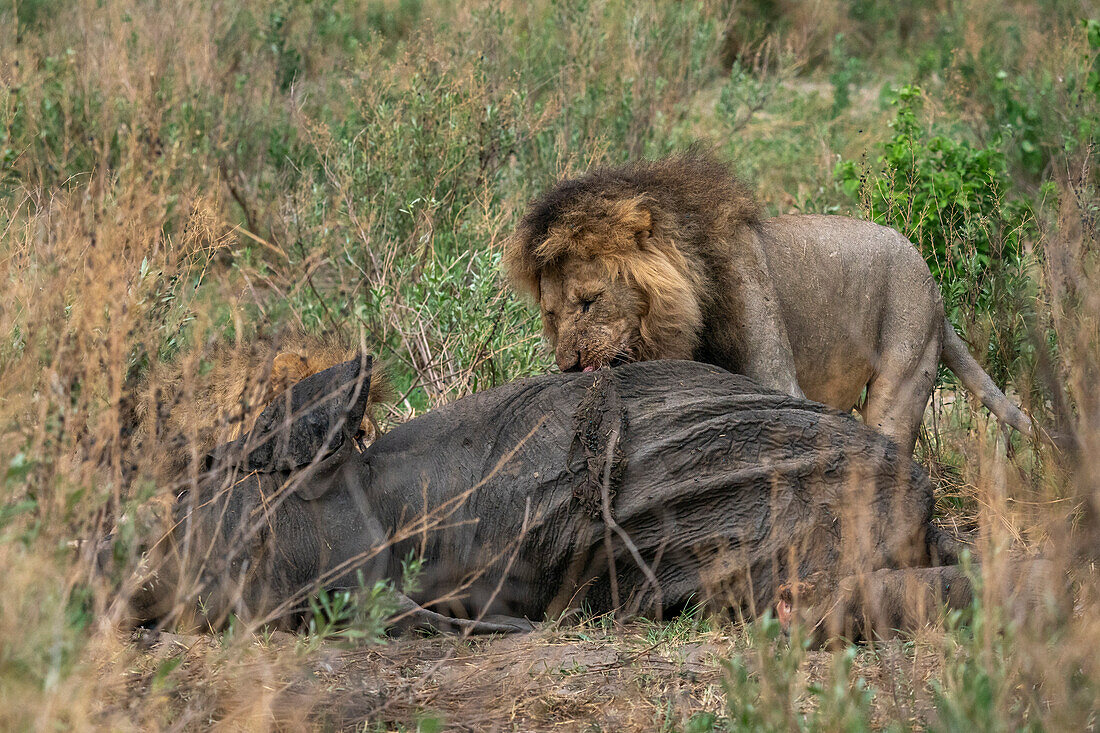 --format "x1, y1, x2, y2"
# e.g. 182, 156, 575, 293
1, 0, 1099, 729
